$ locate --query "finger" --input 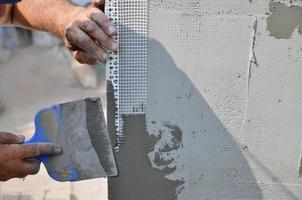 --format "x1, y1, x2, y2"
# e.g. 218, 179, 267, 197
86, 7, 117, 36
22, 158, 41, 175
79, 19, 118, 51
0, 132, 25, 144
65, 25, 108, 63
4, 159, 29, 179
92, 0, 105, 10
17, 143, 62, 159
72, 50, 97, 65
